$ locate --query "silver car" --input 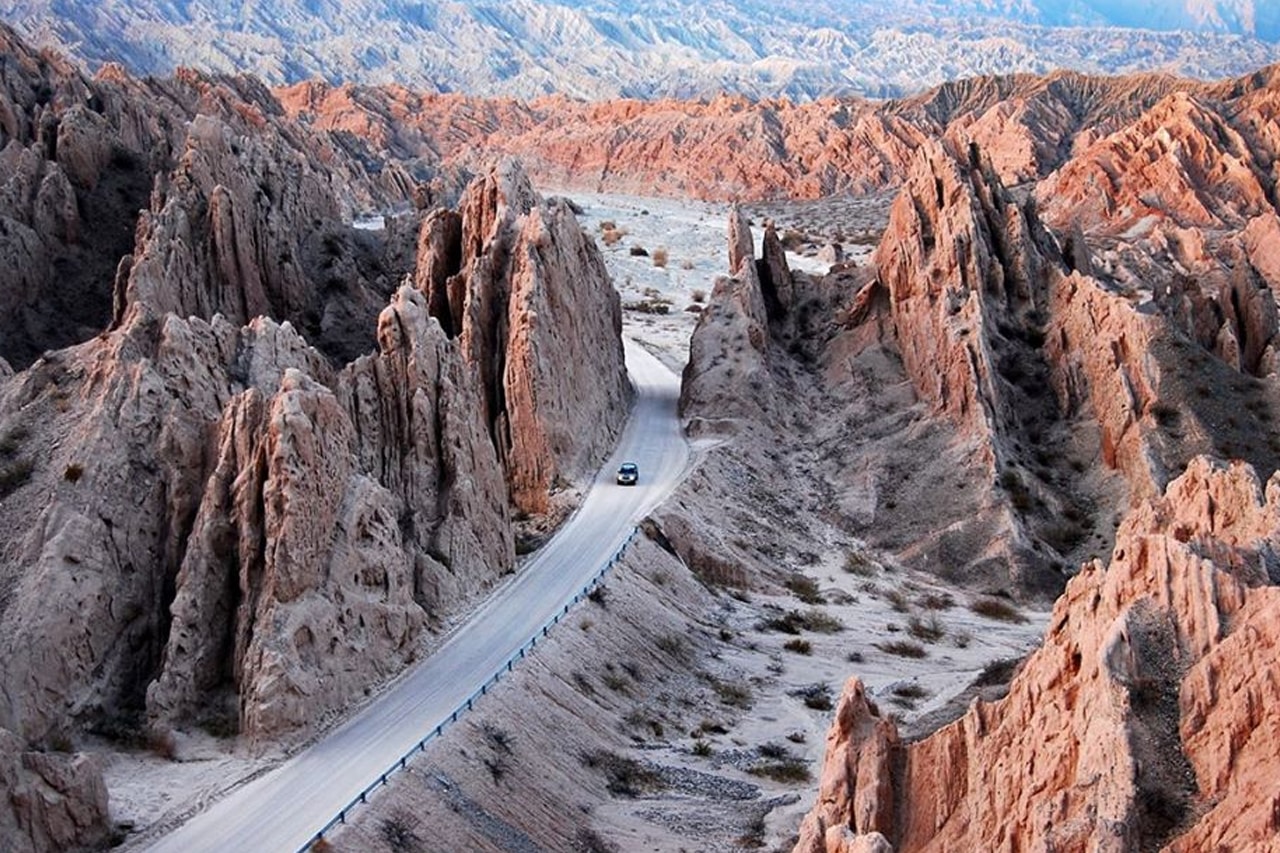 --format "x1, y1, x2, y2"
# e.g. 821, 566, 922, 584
616, 462, 639, 486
